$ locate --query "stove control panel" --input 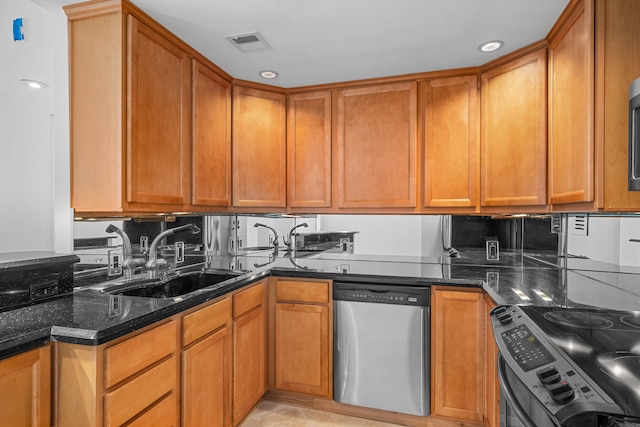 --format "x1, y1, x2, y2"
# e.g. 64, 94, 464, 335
490, 305, 622, 421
